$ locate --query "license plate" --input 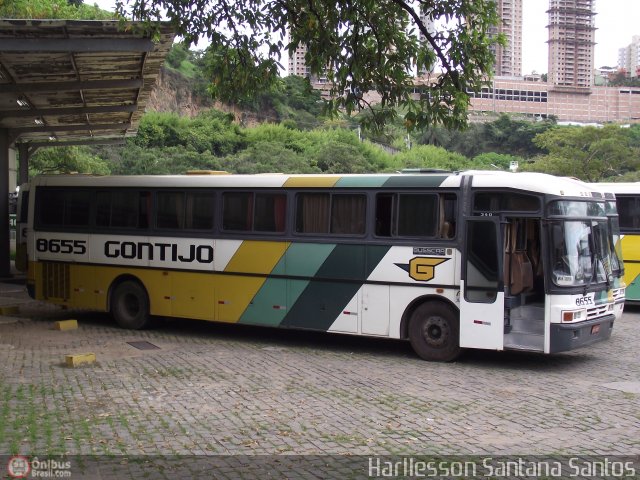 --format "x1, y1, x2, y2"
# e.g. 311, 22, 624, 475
591, 324, 601, 335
